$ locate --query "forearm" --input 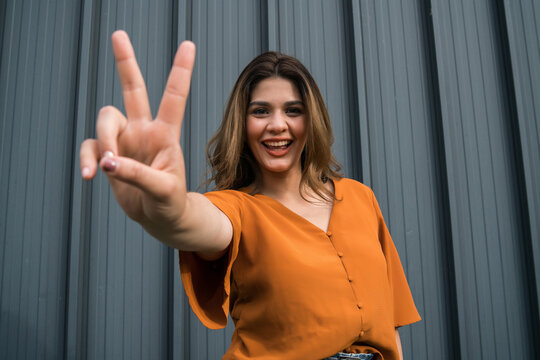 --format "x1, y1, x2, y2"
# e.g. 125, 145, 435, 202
142, 192, 232, 253
395, 328, 403, 360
